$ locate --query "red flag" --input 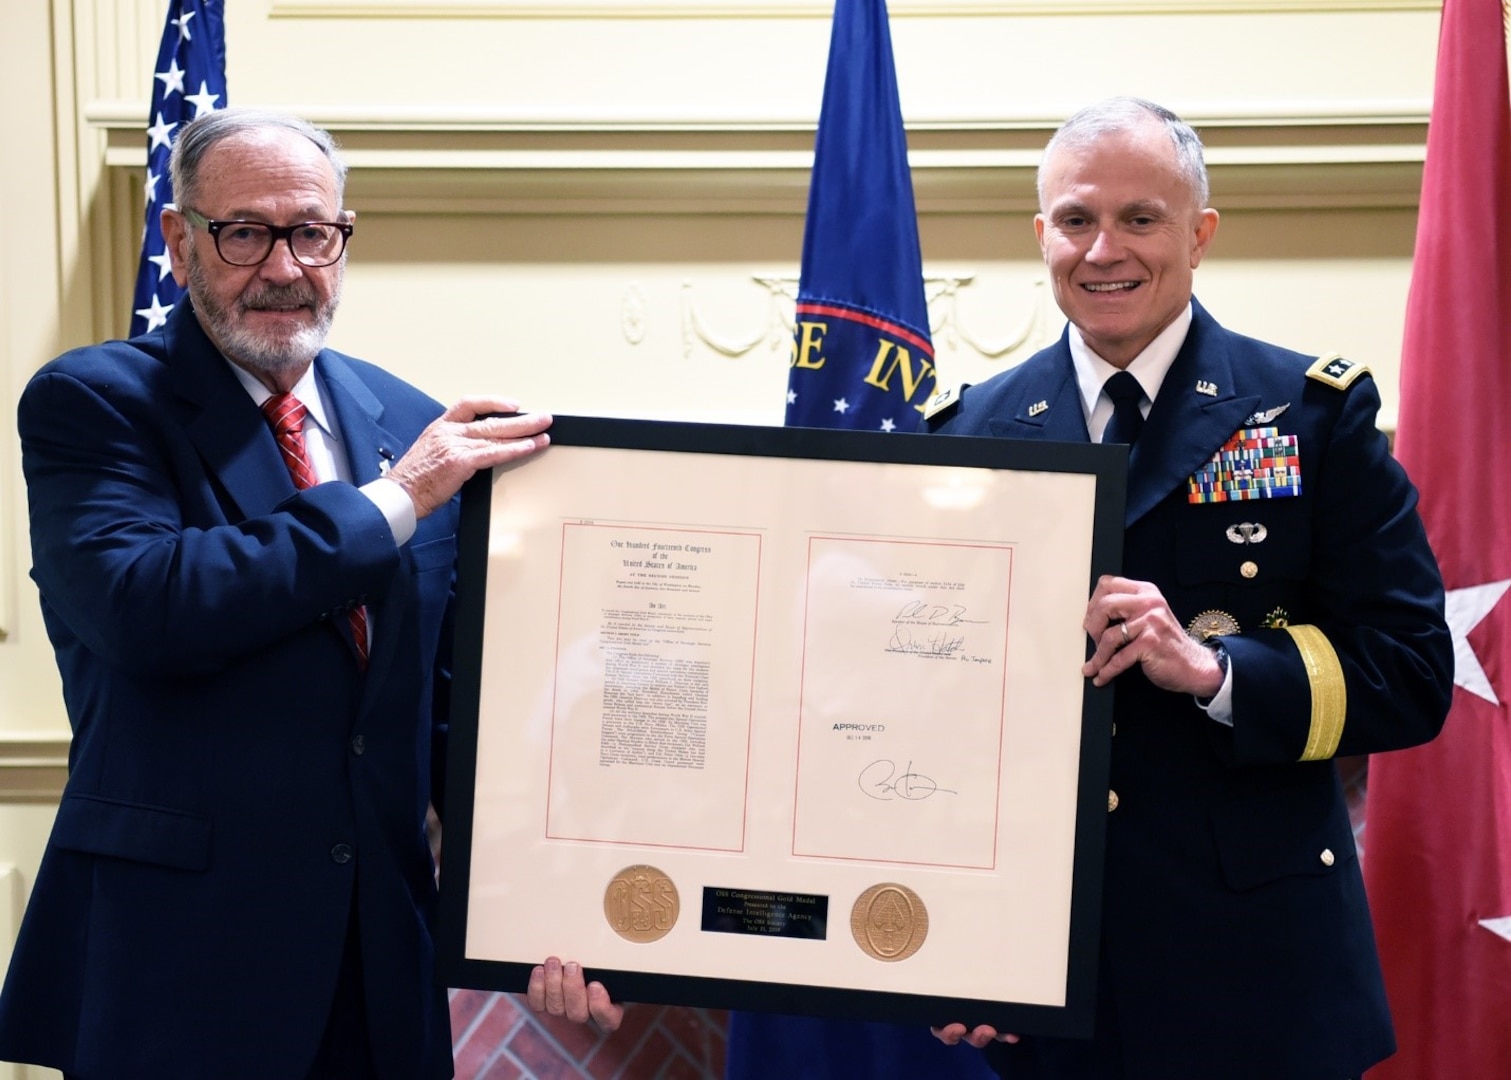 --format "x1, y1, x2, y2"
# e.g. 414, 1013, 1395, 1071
1363, 0, 1511, 1077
